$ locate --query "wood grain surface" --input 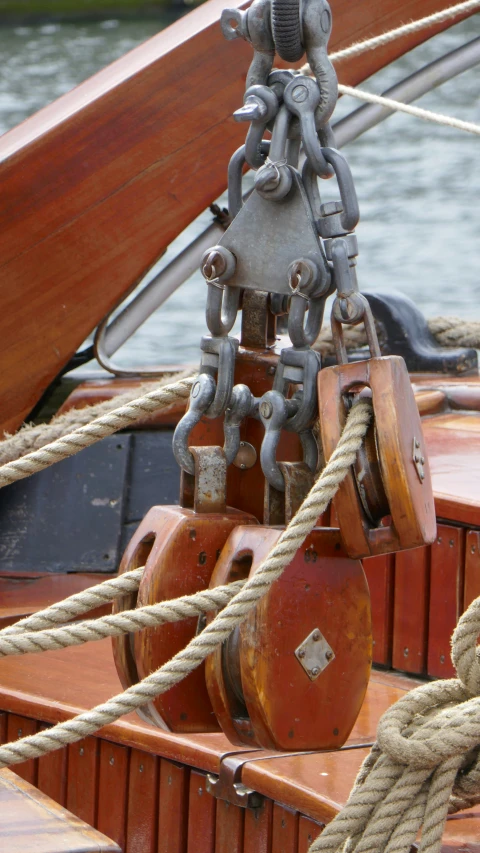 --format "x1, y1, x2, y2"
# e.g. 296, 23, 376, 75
0, 0, 475, 435
0, 767, 120, 853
